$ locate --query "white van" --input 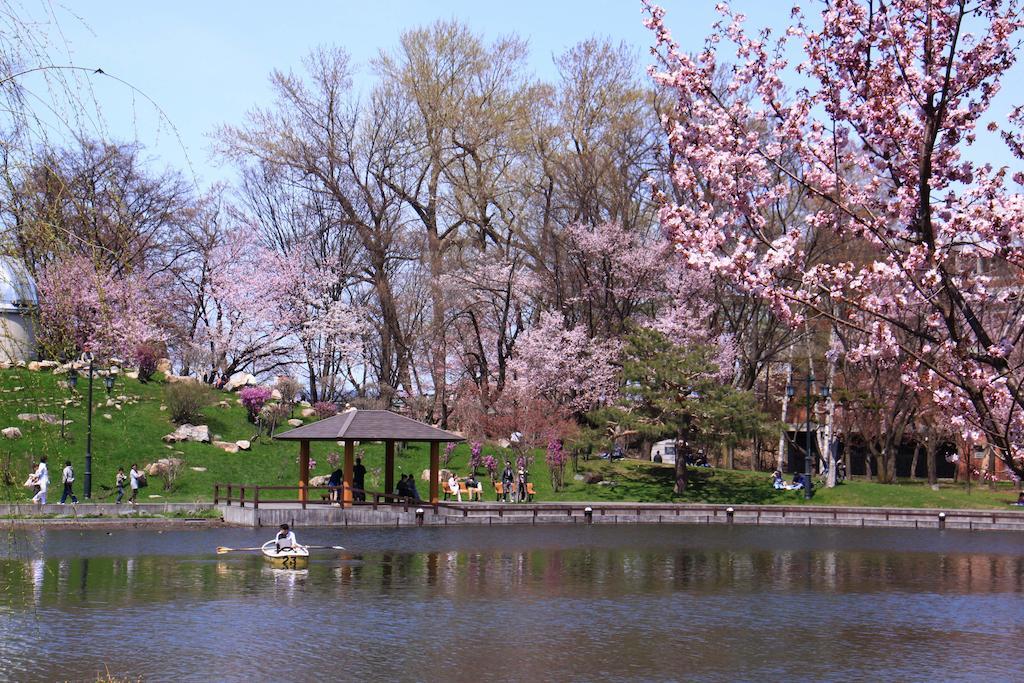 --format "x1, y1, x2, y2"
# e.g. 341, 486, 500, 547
651, 439, 676, 464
